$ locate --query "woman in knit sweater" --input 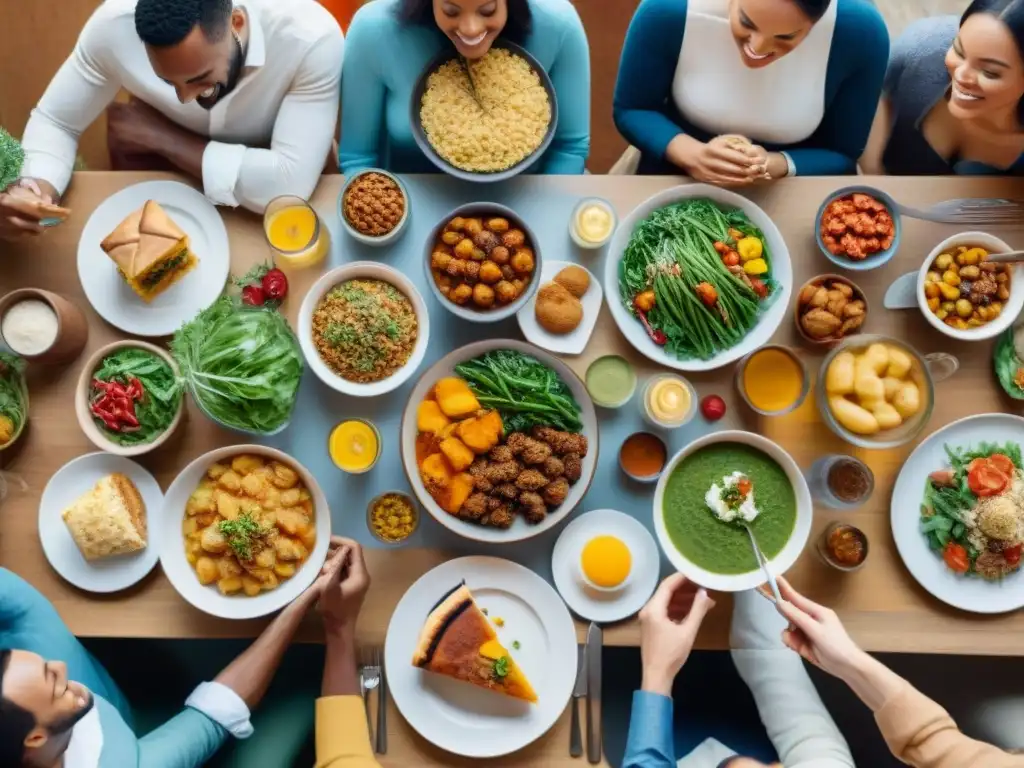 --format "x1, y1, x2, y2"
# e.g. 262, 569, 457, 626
861, 0, 1024, 175
338, 0, 590, 176
613, 0, 889, 182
